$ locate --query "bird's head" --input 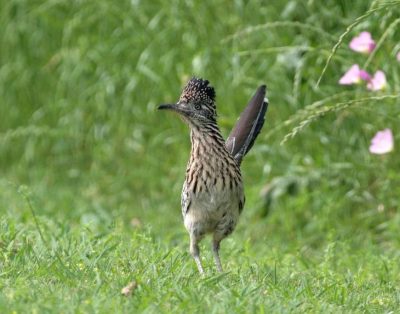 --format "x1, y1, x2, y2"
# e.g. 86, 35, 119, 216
158, 77, 217, 127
